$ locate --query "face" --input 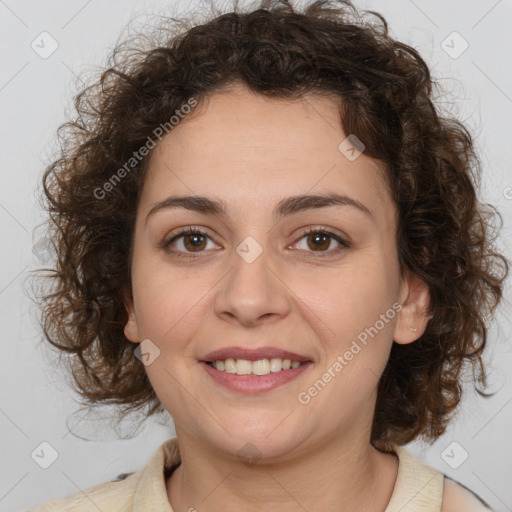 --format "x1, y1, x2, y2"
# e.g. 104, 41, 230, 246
124, 82, 430, 461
